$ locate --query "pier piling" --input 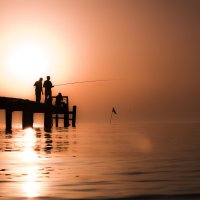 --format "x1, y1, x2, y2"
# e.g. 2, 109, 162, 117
44, 111, 52, 131
72, 106, 77, 127
6, 109, 12, 132
55, 114, 59, 127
